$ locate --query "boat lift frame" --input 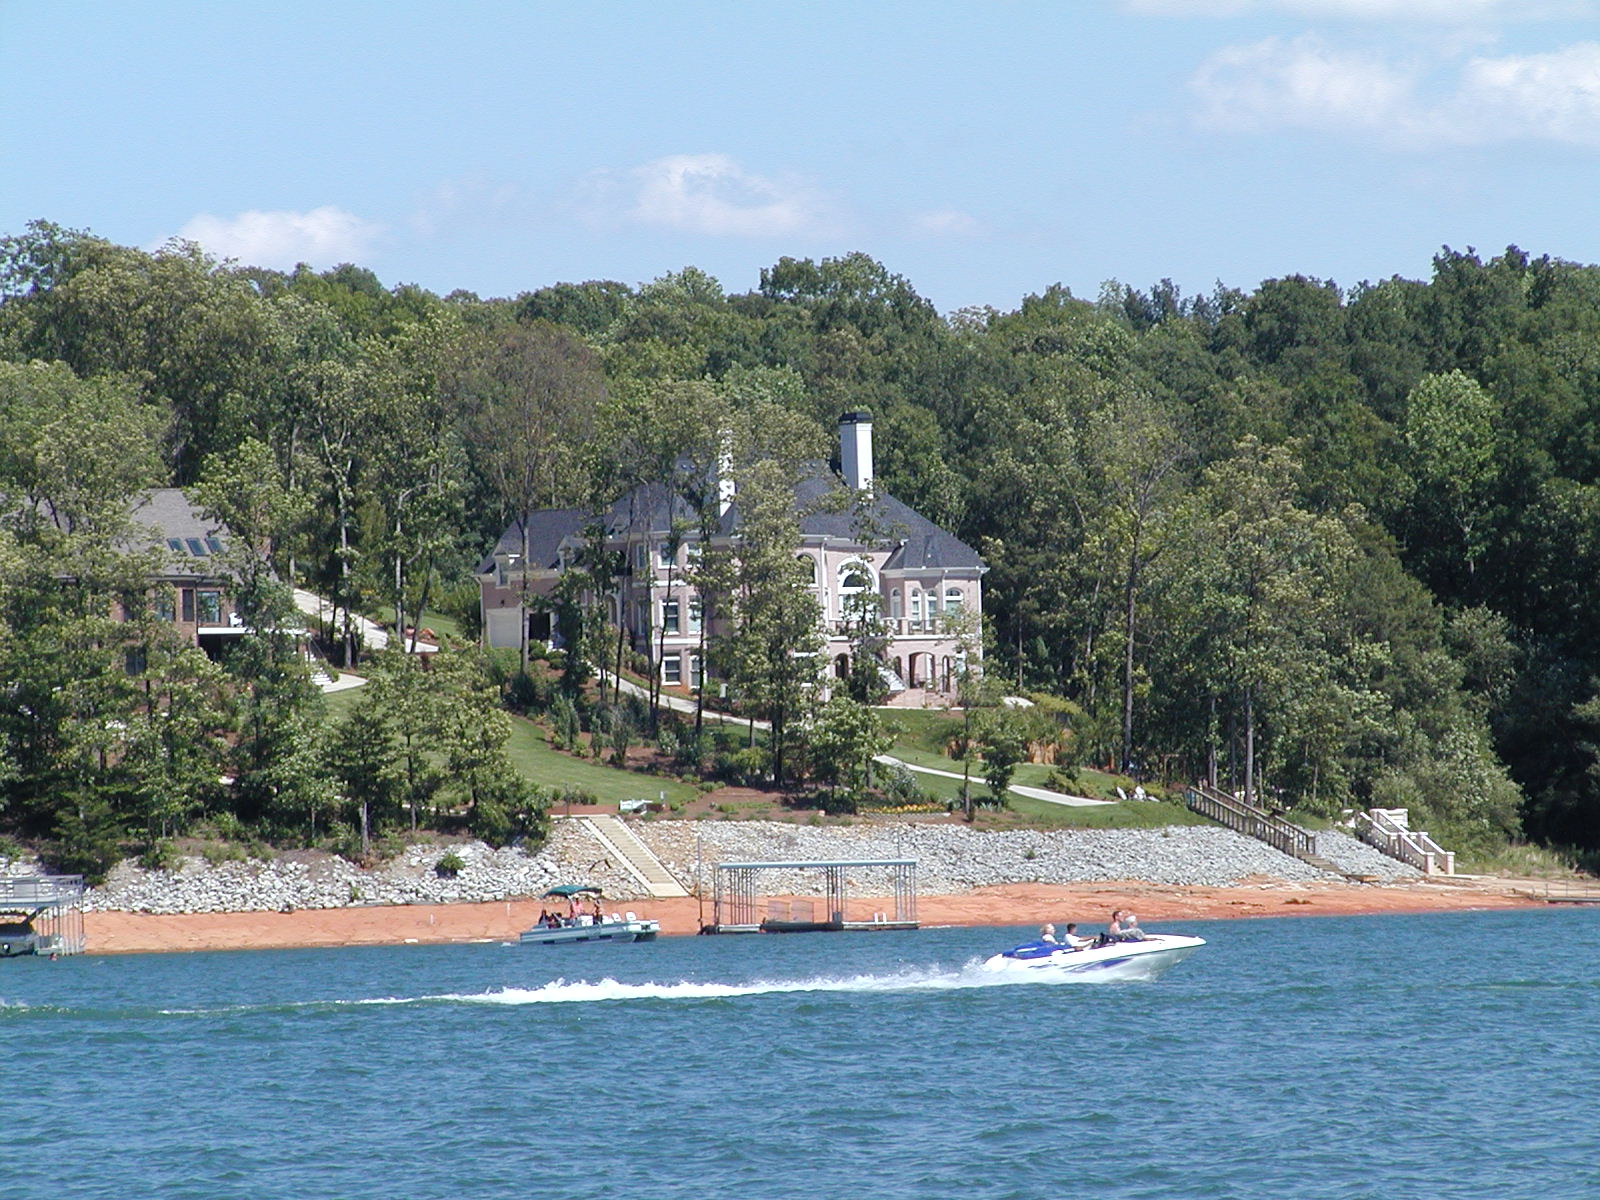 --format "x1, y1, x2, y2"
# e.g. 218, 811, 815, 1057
707, 858, 917, 933
0, 874, 86, 956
